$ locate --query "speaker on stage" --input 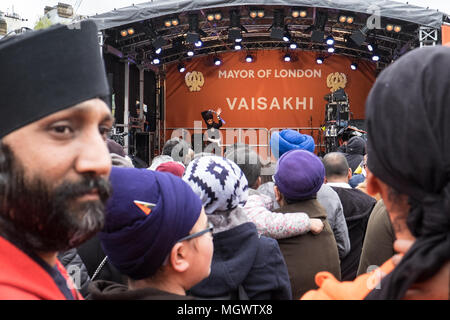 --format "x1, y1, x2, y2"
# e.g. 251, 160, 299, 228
135, 132, 150, 167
